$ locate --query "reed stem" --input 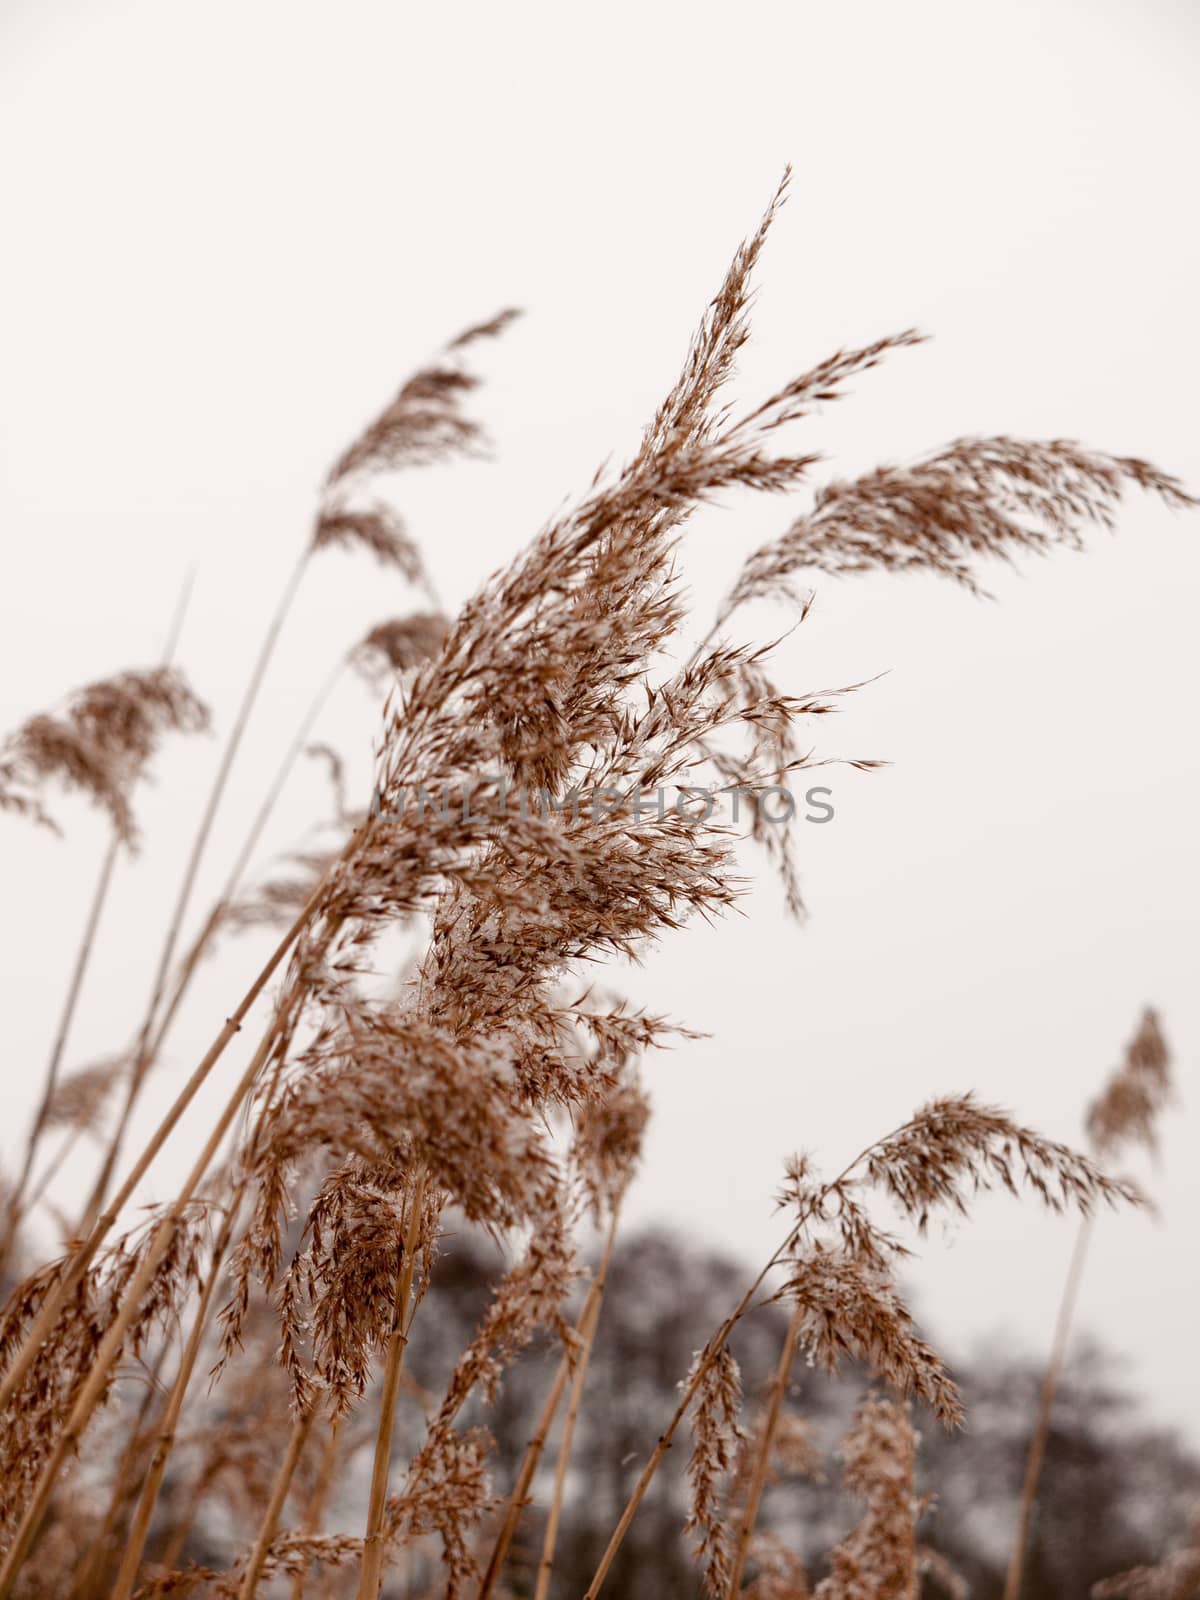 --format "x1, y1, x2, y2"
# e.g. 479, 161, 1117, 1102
69, 1348, 168, 1600
109, 1199, 244, 1600
475, 1338, 573, 1600
476, 1227, 621, 1600
0, 830, 120, 1276
133, 653, 347, 1102
78, 548, 312, 1234
725, 1297, 803, 1598
580, 1122, 907, 1598
0, 991, 305, 1599
356, 1167, 427, 1600
0, 867, 331, 1419
532, 1213, 620, 1600
289, 1418, 343, 1600
237, 1406, 317, 1600
1002, 1214, 1093, 1600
